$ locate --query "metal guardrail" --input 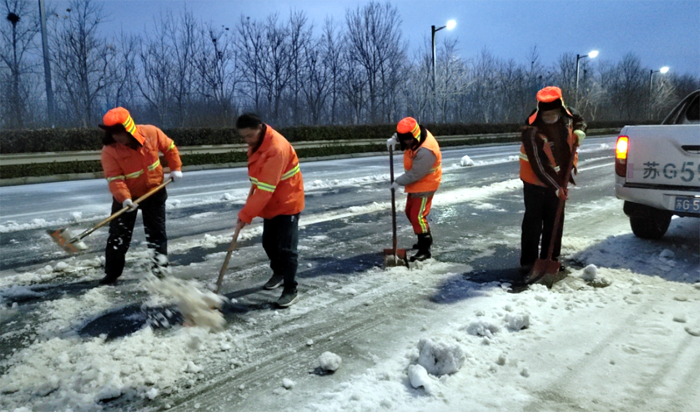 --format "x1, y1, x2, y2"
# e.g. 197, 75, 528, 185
0, 129, 618, 166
